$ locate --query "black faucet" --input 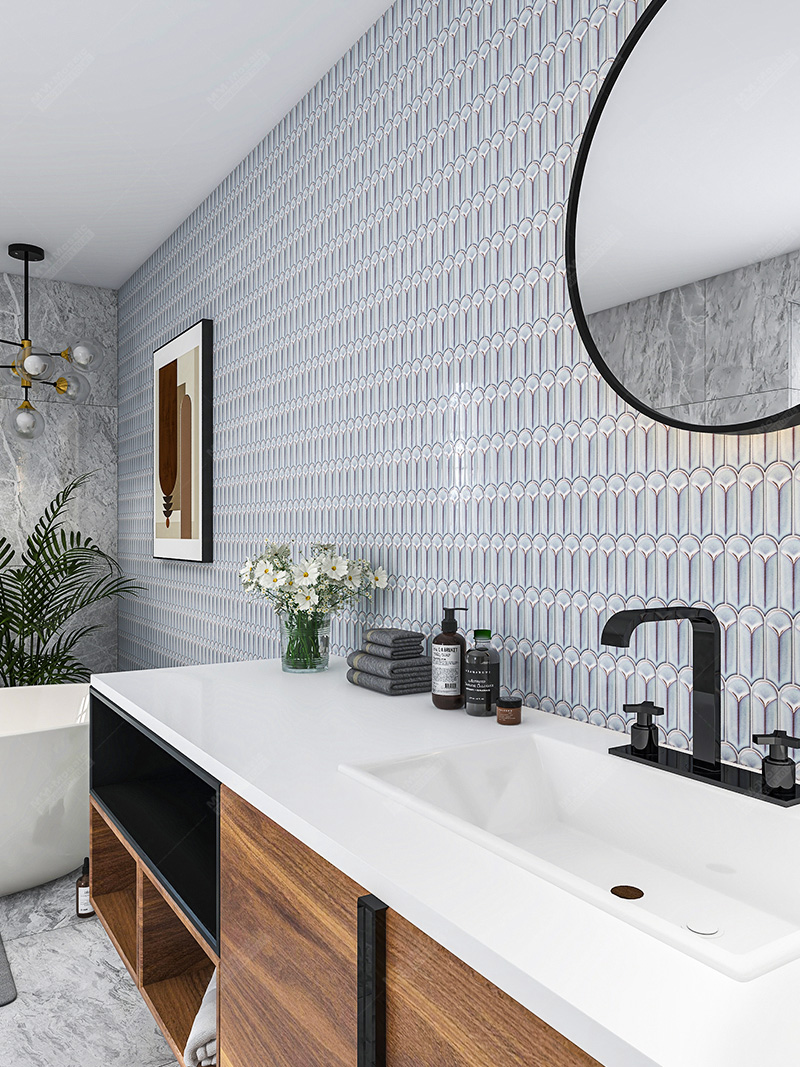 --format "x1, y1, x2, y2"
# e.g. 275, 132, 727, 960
601, 606, 721, 773
601, 605, 800, 805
